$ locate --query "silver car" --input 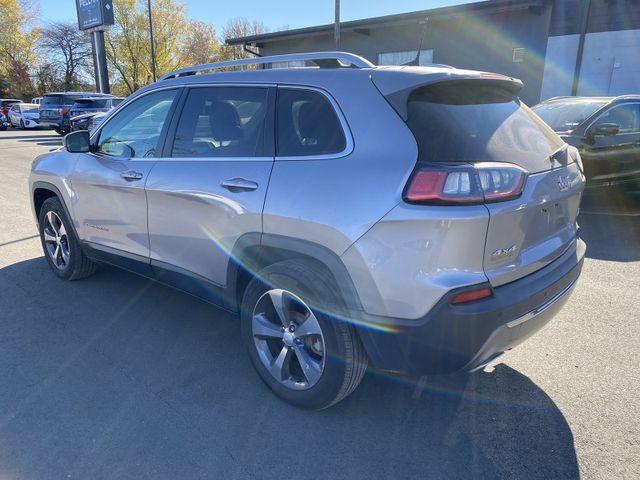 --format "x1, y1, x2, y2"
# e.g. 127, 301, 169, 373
29, 52, 586, 409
